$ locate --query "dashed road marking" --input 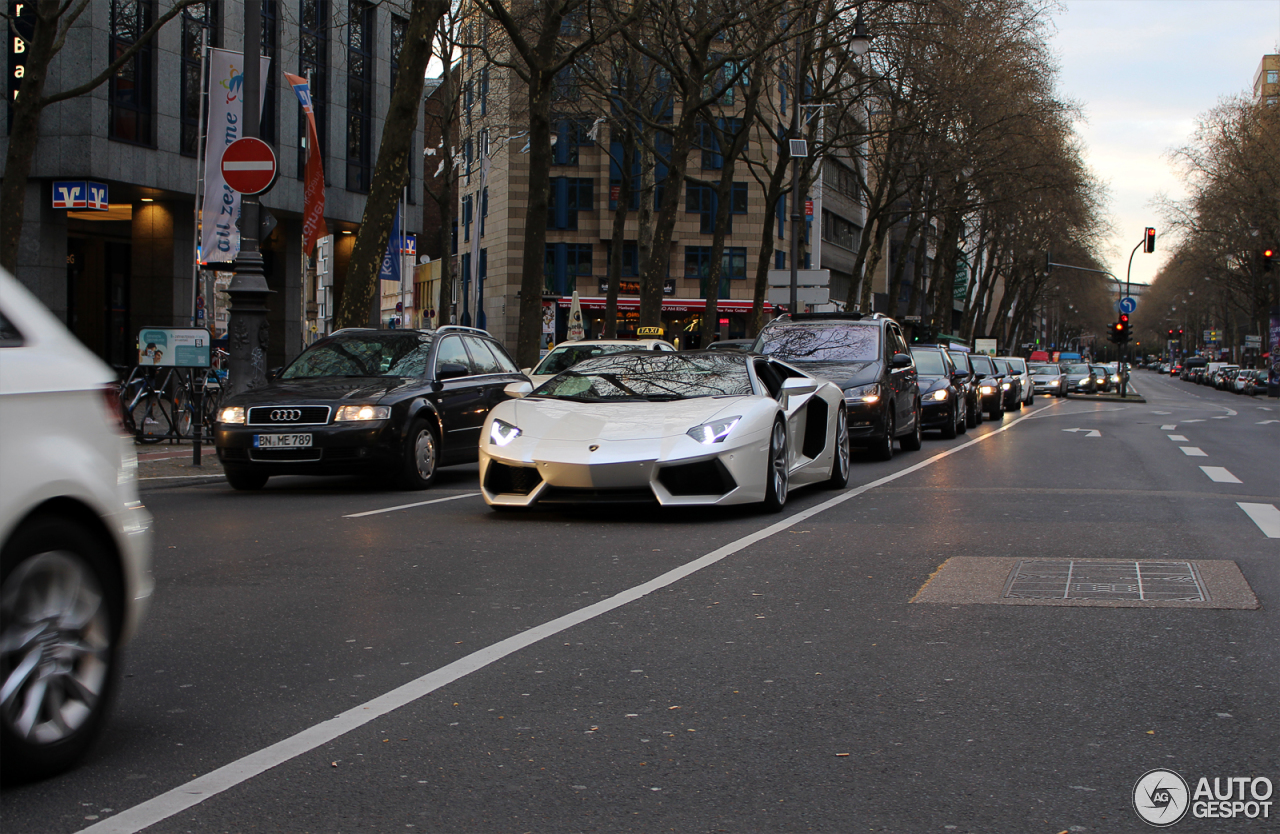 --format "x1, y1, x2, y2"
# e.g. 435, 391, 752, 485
1199, 466, 1241, 484
1166, 434, 1188, 442
1160, 424, 1177, 430
343, 493, 481, 517
1237, 503, 1280, 538
1179, 447, 1207, 457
